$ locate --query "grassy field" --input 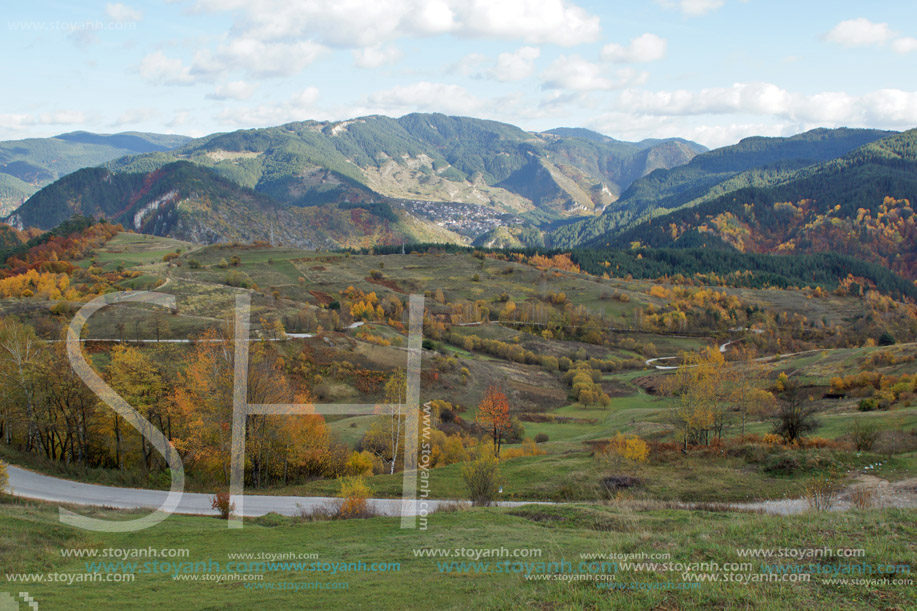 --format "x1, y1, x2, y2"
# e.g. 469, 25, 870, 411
1, 495, 914, 610
3, 233, 916, 609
